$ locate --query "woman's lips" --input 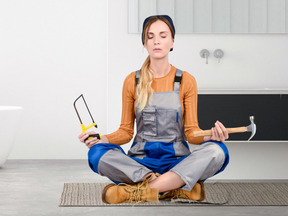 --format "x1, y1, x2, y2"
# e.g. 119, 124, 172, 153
153, 48, 162, 51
